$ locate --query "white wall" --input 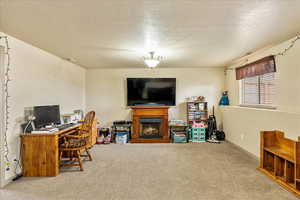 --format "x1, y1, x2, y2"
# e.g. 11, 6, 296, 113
0, 33, 86, 183
86, 68, 225, 127
222, 36, 300, 157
